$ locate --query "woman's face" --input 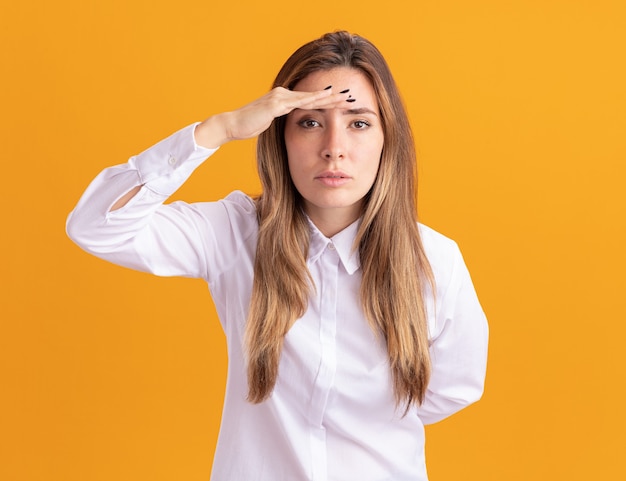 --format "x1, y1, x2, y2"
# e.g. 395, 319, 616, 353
284, 67, 384, 236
